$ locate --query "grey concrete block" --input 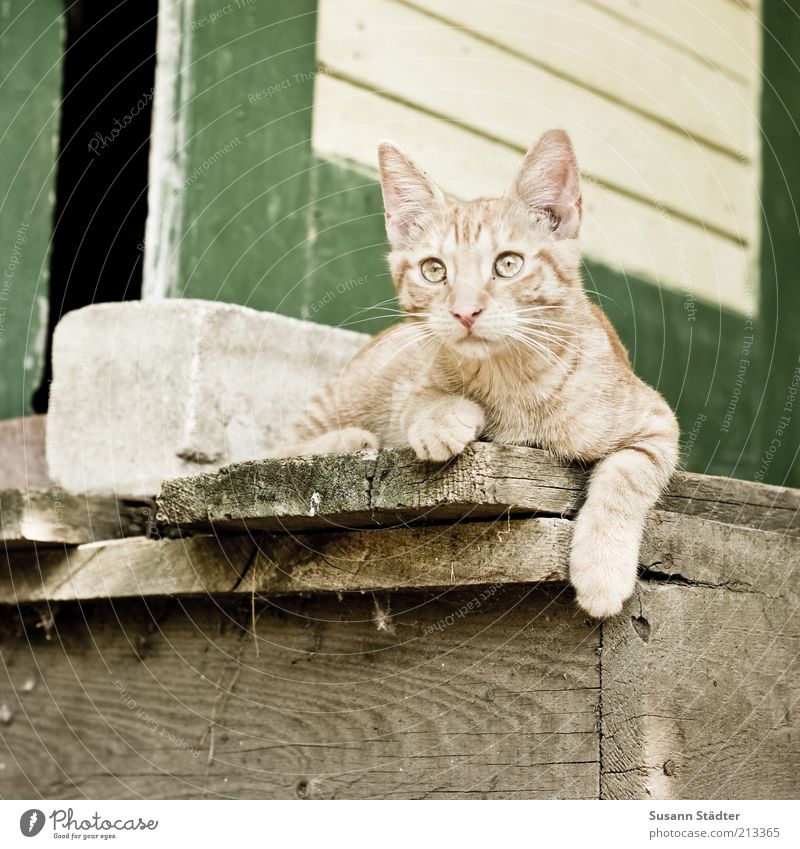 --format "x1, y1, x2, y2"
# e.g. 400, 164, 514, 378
46, 300, 368, 495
